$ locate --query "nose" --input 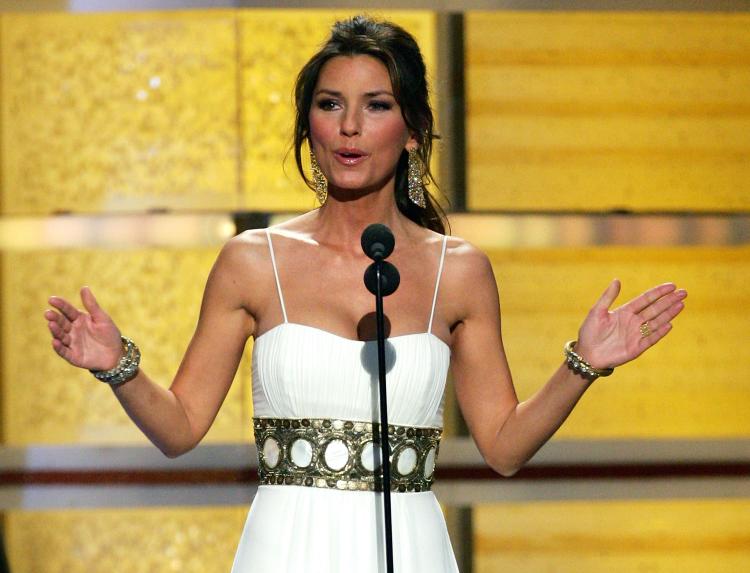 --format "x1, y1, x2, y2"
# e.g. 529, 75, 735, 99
339, 107, 361, 137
